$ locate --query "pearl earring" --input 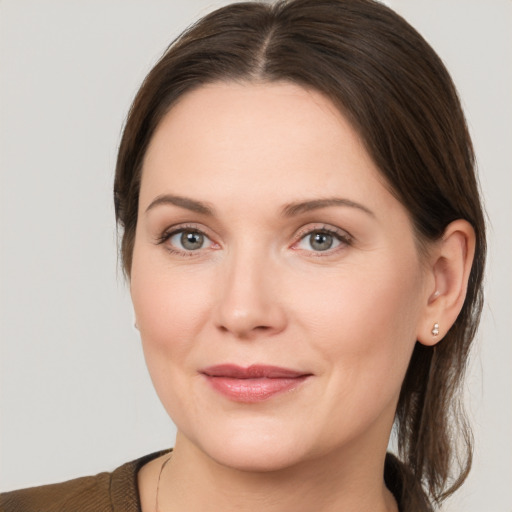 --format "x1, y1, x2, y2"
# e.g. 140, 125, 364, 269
431, 323, 440, 337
